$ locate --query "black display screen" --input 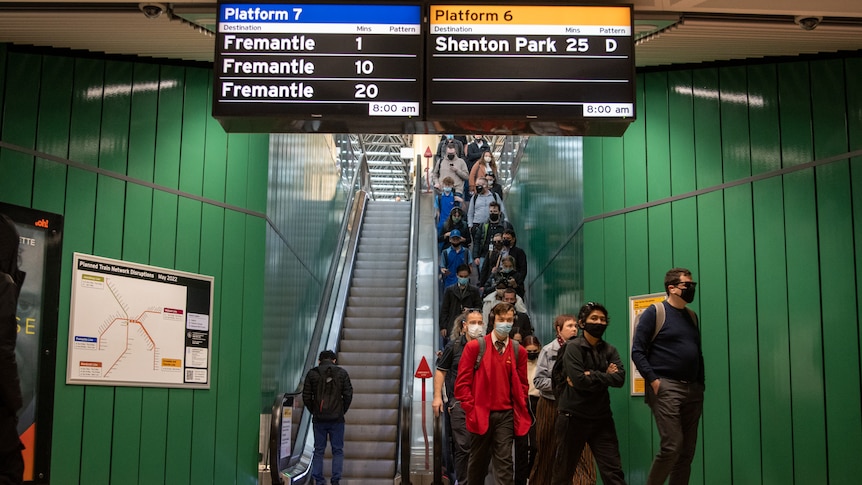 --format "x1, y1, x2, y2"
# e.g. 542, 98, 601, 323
213, 2, 423, 132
